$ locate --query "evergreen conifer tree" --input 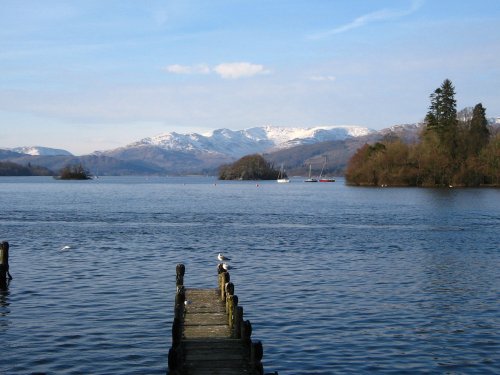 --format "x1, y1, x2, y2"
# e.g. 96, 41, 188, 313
424, 79, 458, 158
469, 103, 490, 155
